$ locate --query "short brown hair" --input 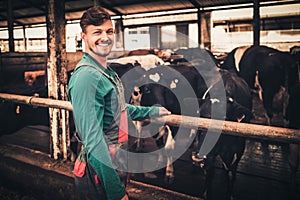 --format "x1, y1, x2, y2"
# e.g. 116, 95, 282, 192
80, 6, 111, 33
